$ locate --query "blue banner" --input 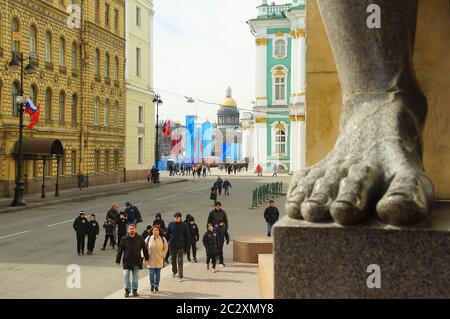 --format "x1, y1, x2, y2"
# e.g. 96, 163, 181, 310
201, 121, 212, 159
185, 115, 196, 164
